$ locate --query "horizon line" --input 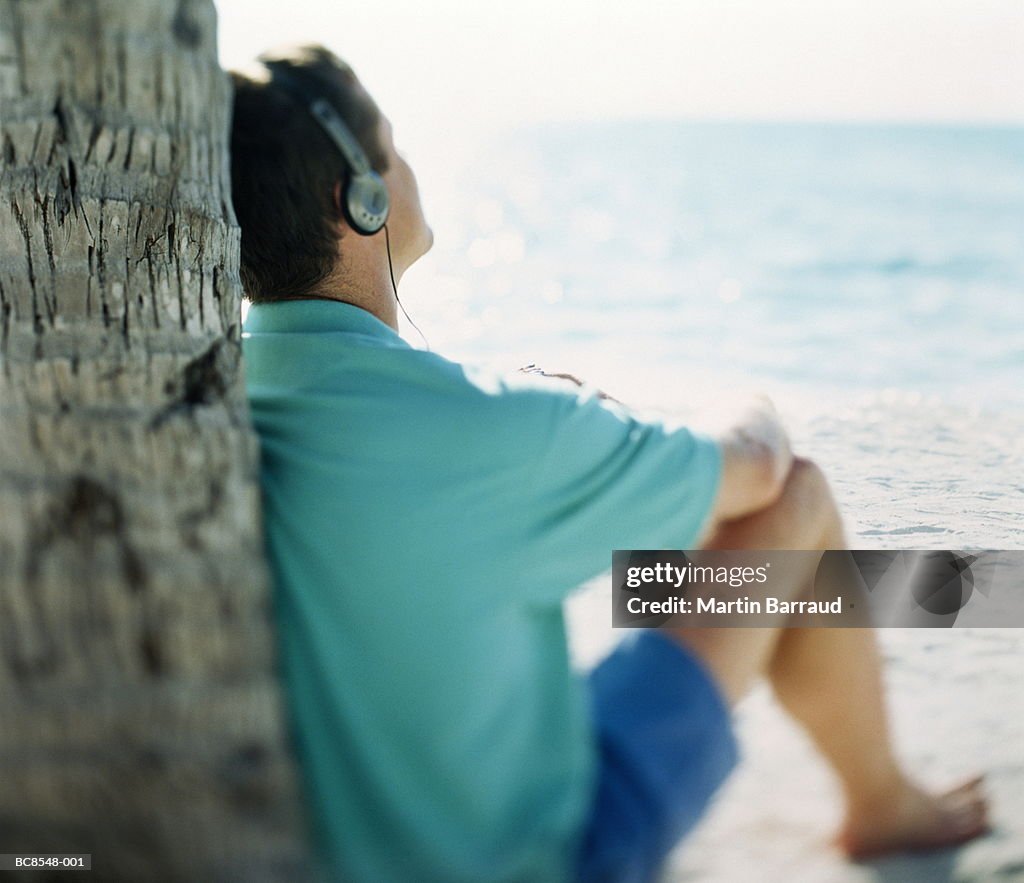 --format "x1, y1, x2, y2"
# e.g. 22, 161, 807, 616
488, 113, 1024, 133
